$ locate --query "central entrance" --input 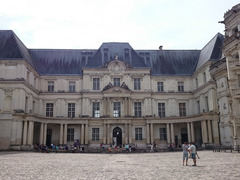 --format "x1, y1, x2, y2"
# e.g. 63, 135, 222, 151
113, 127, 122, 147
